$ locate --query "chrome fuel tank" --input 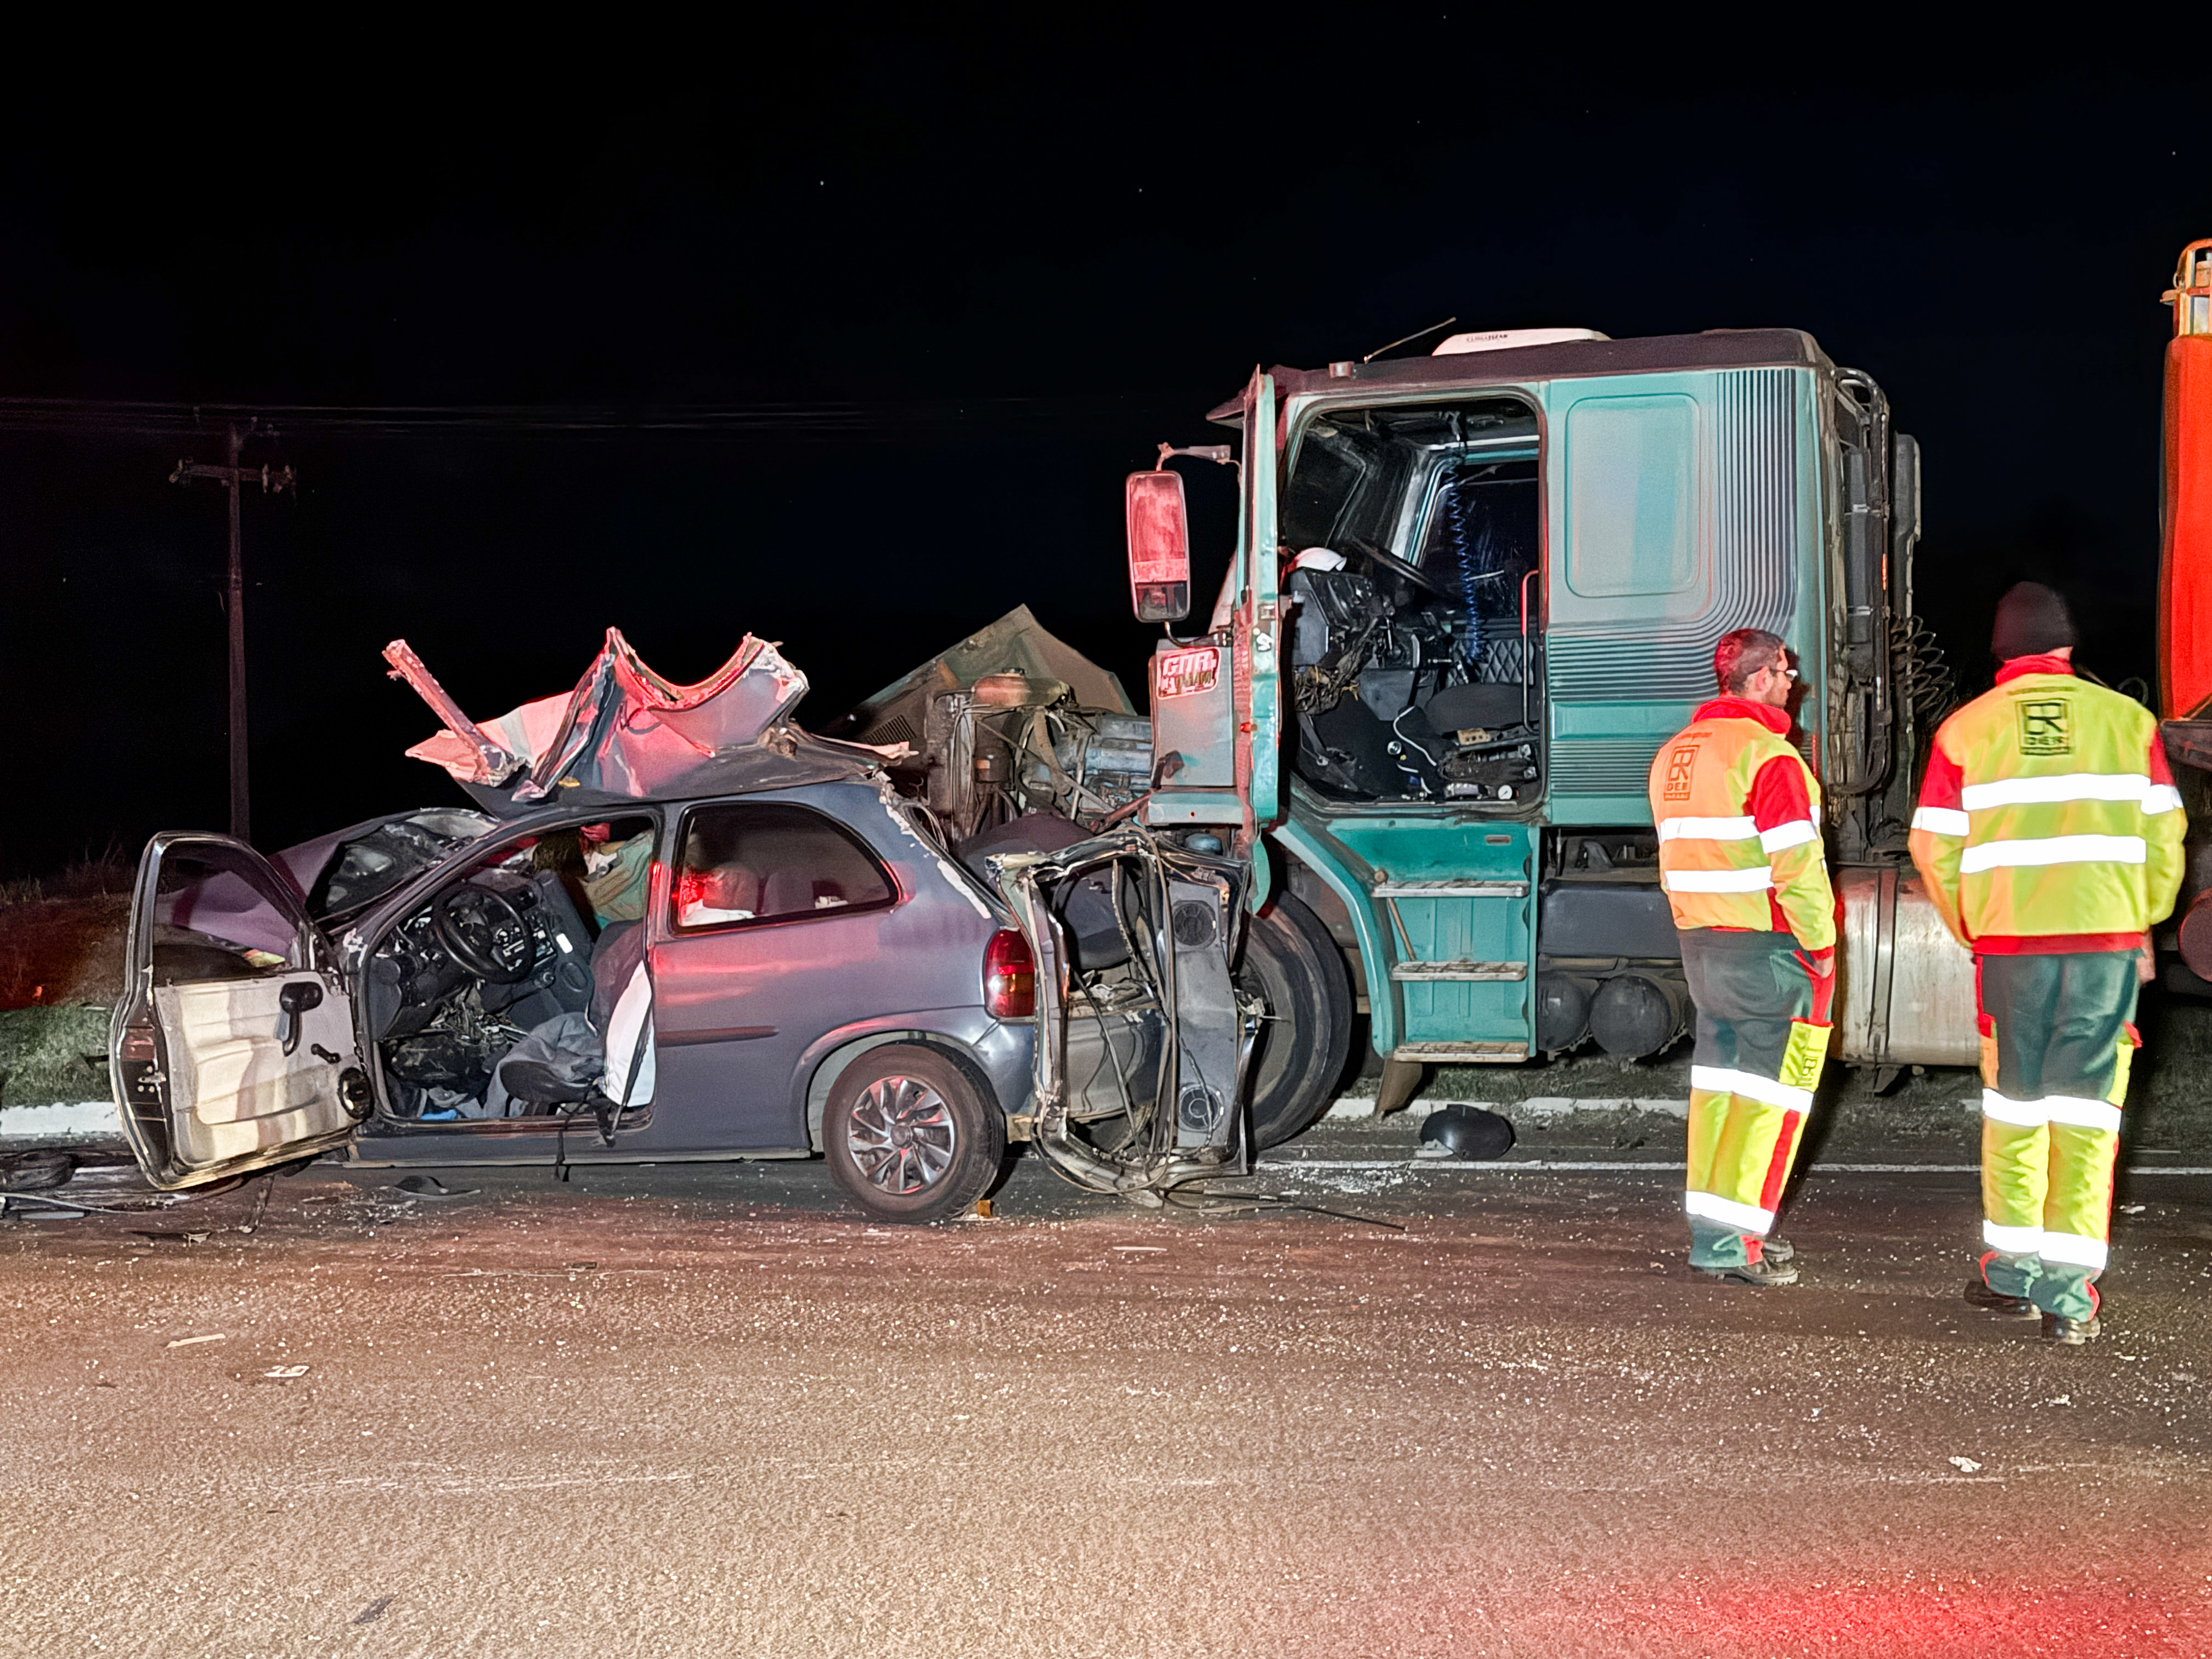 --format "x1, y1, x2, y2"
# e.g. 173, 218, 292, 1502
1833, 864, 1978, 1068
